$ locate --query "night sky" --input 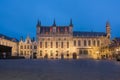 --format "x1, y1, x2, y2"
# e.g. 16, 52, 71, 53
0, 0, 120, 40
